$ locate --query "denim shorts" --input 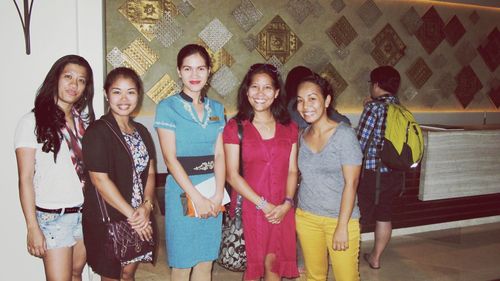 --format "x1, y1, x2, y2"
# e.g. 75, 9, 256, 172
36, 210, 83, 249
